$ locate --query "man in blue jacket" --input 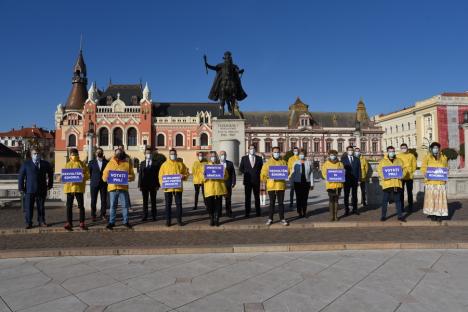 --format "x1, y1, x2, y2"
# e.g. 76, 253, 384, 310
341, 145, 361, 215
88, 148, 108, 221
18, 148, 54, 229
